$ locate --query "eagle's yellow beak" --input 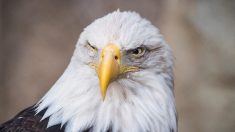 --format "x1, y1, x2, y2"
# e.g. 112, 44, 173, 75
89, 44, 139, 100
98, 44, 121, 100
